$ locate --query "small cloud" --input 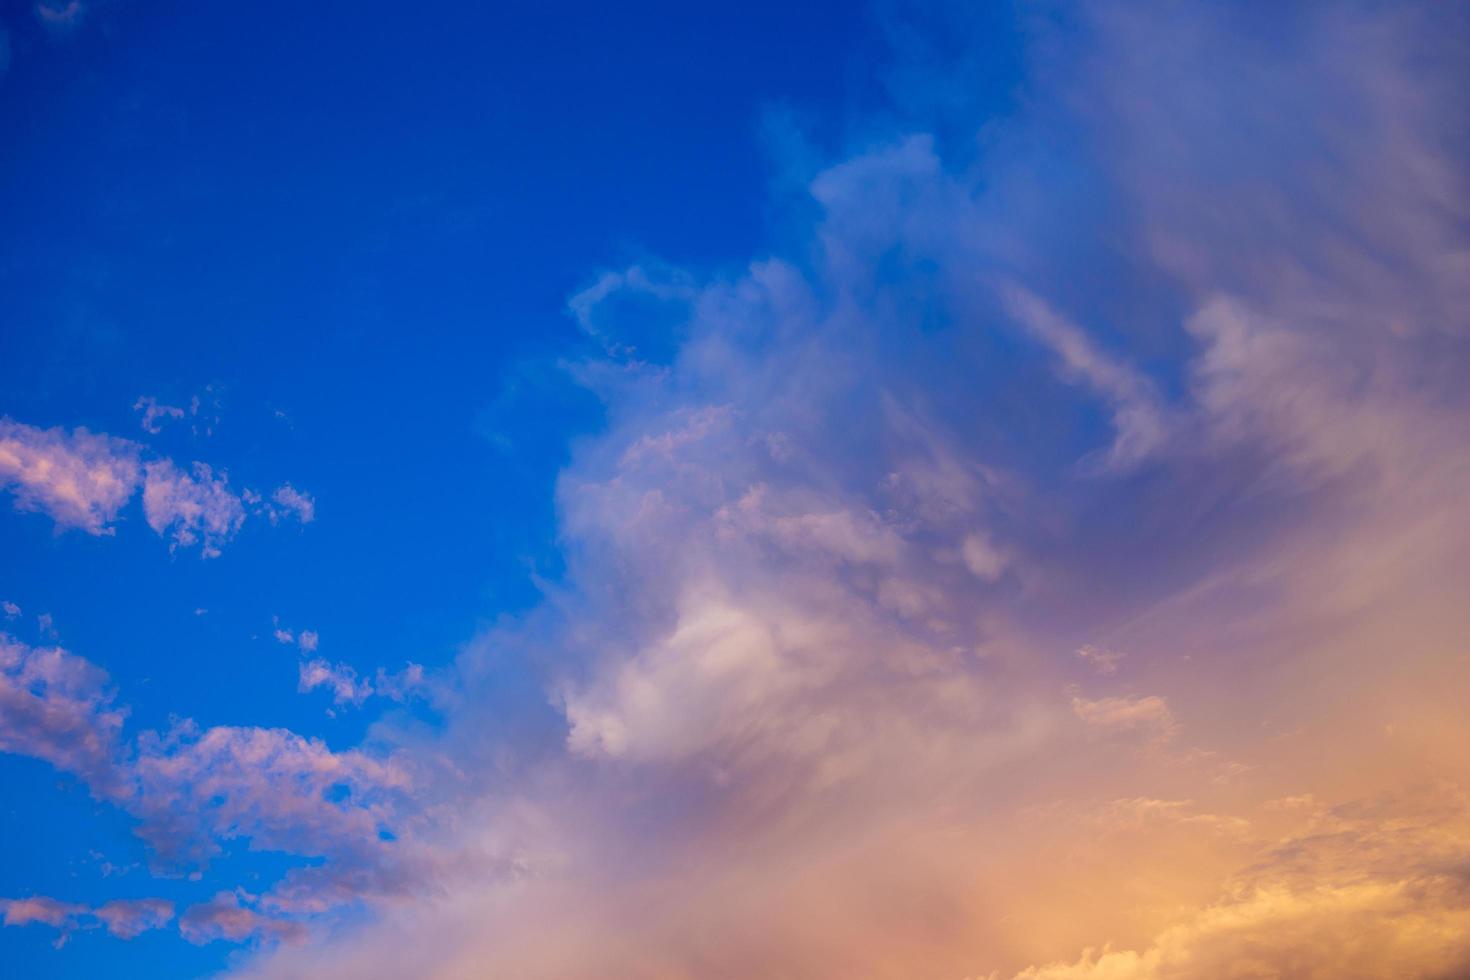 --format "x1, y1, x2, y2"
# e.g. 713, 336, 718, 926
37, 613, 56, 638
141, 461, 246, 558
178, 891, 304, 946
374, 662, 426, 703
35, 1, 85, 30
1, 896, 85, 930
298, 658, 371, 708
187, 386, 222, 437
1, 601, 18, 619
132, 397, 185, 435
961, 531, 1010, 581
271, 616, 294, 646
1071, 693, 1177, 742
1075, 644, 1125, 676
297, 630, 318, 653
268, 483, 315, 525
297, 656, 425, 710
93, 898, 174, 939
998, 283, 1171, 472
